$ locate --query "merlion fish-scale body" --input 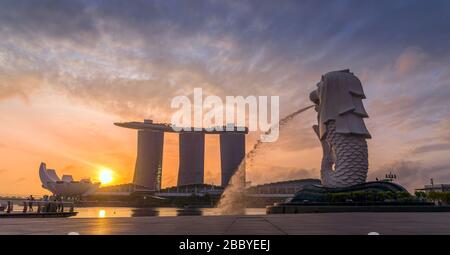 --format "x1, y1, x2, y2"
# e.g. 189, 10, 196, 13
309, 69, 371, 188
